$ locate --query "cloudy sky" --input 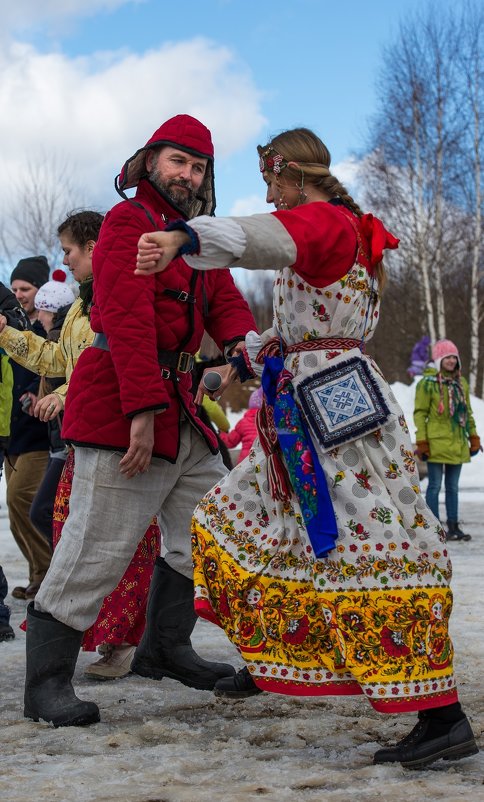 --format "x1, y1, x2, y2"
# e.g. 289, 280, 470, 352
0, 0, 463, 243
